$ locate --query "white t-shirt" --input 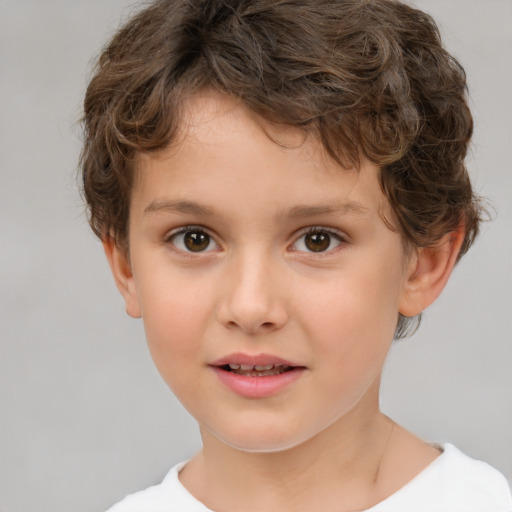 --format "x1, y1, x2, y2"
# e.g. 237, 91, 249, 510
106, 444, 512, 512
